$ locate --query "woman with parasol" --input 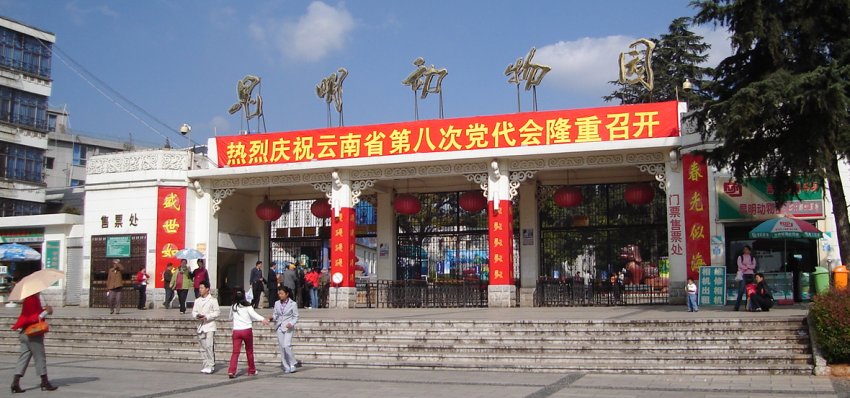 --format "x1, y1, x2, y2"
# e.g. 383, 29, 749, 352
10, 293, 57, 393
